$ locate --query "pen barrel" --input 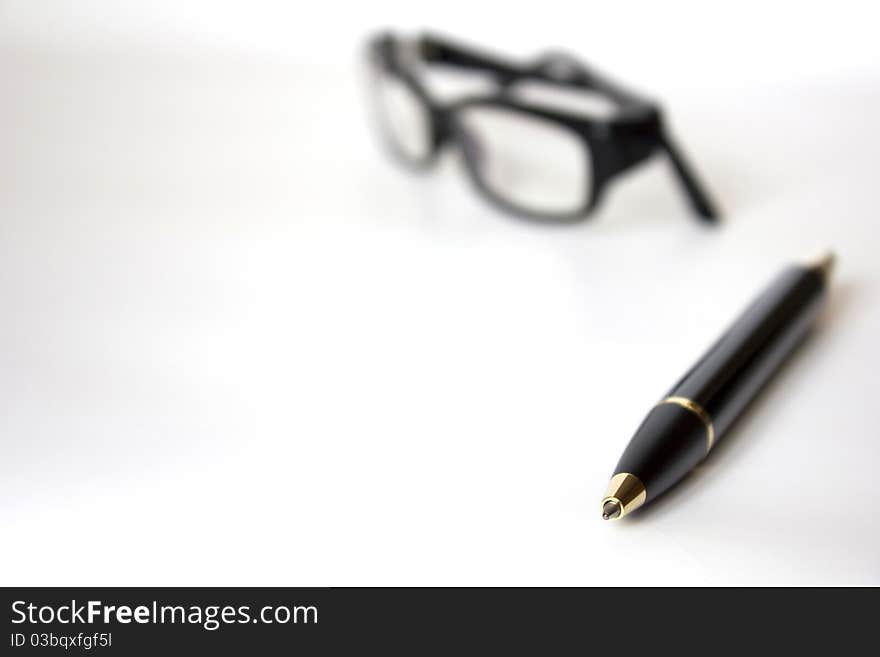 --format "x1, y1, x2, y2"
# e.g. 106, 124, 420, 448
667, 263, 827, 439
613, 262, 828, 504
